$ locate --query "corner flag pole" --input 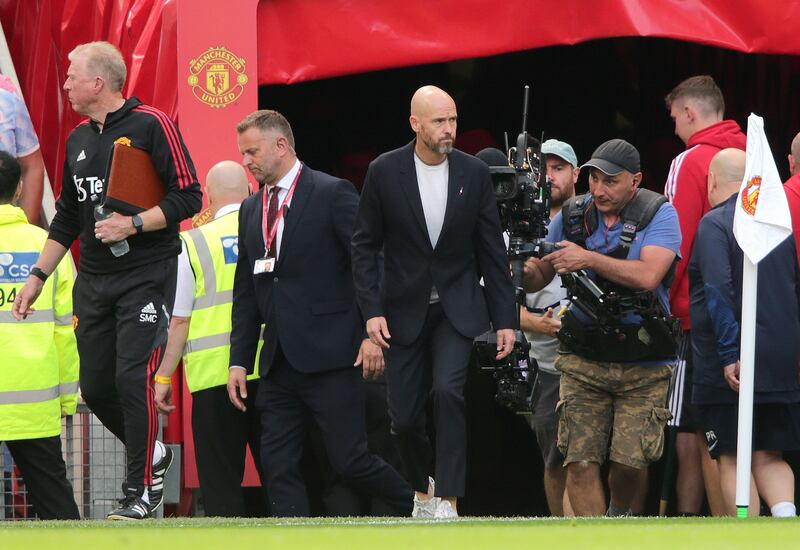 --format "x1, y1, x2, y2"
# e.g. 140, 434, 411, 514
735, 257, 757, 518
732, 113, 793, 518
